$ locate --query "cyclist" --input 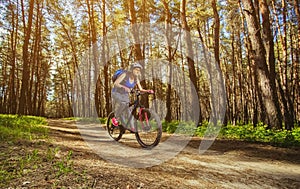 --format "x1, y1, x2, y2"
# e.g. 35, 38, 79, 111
111, 63, 153, 128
